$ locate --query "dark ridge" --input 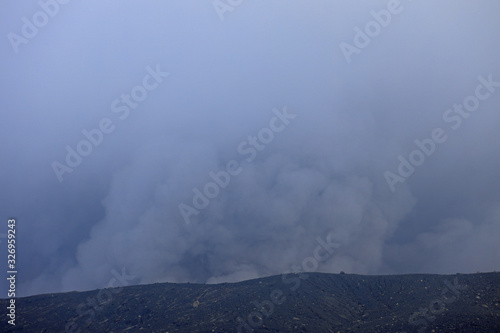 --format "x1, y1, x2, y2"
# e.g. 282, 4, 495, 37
2, 272, 499, 332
